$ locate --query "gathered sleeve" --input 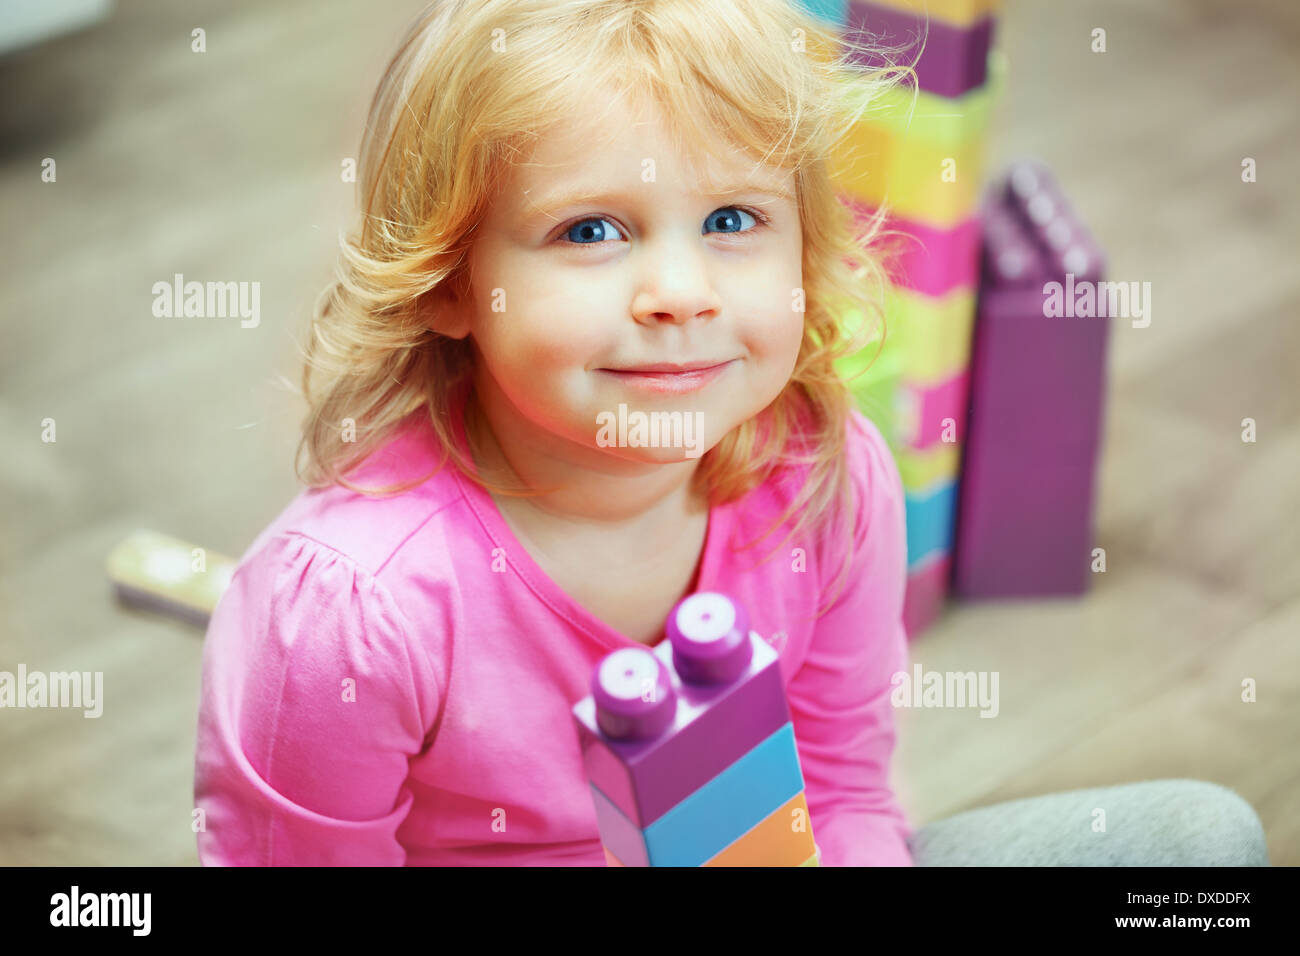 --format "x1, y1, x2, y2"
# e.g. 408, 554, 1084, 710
193, 532, 438, 865
786, 411, 914, 866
